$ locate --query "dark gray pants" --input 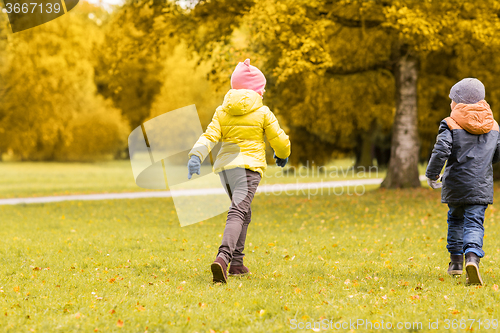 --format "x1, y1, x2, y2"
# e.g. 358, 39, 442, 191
217, 168, 261, 265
